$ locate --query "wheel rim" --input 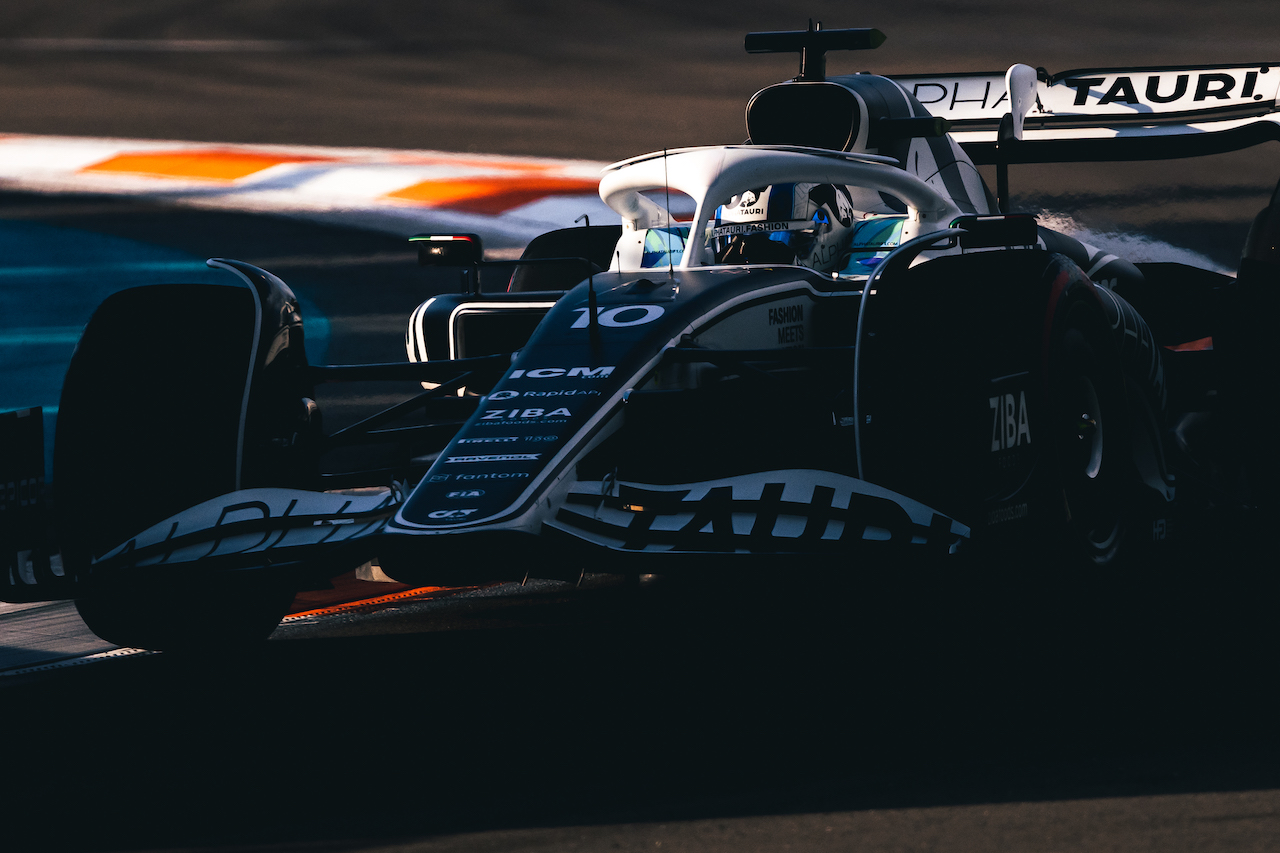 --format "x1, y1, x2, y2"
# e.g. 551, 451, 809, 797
1069, 375, 1104, 480
1060, 365, 1121, 555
